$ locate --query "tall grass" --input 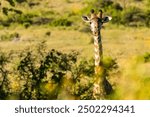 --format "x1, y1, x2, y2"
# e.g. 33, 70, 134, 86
111, 54, 150, 99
